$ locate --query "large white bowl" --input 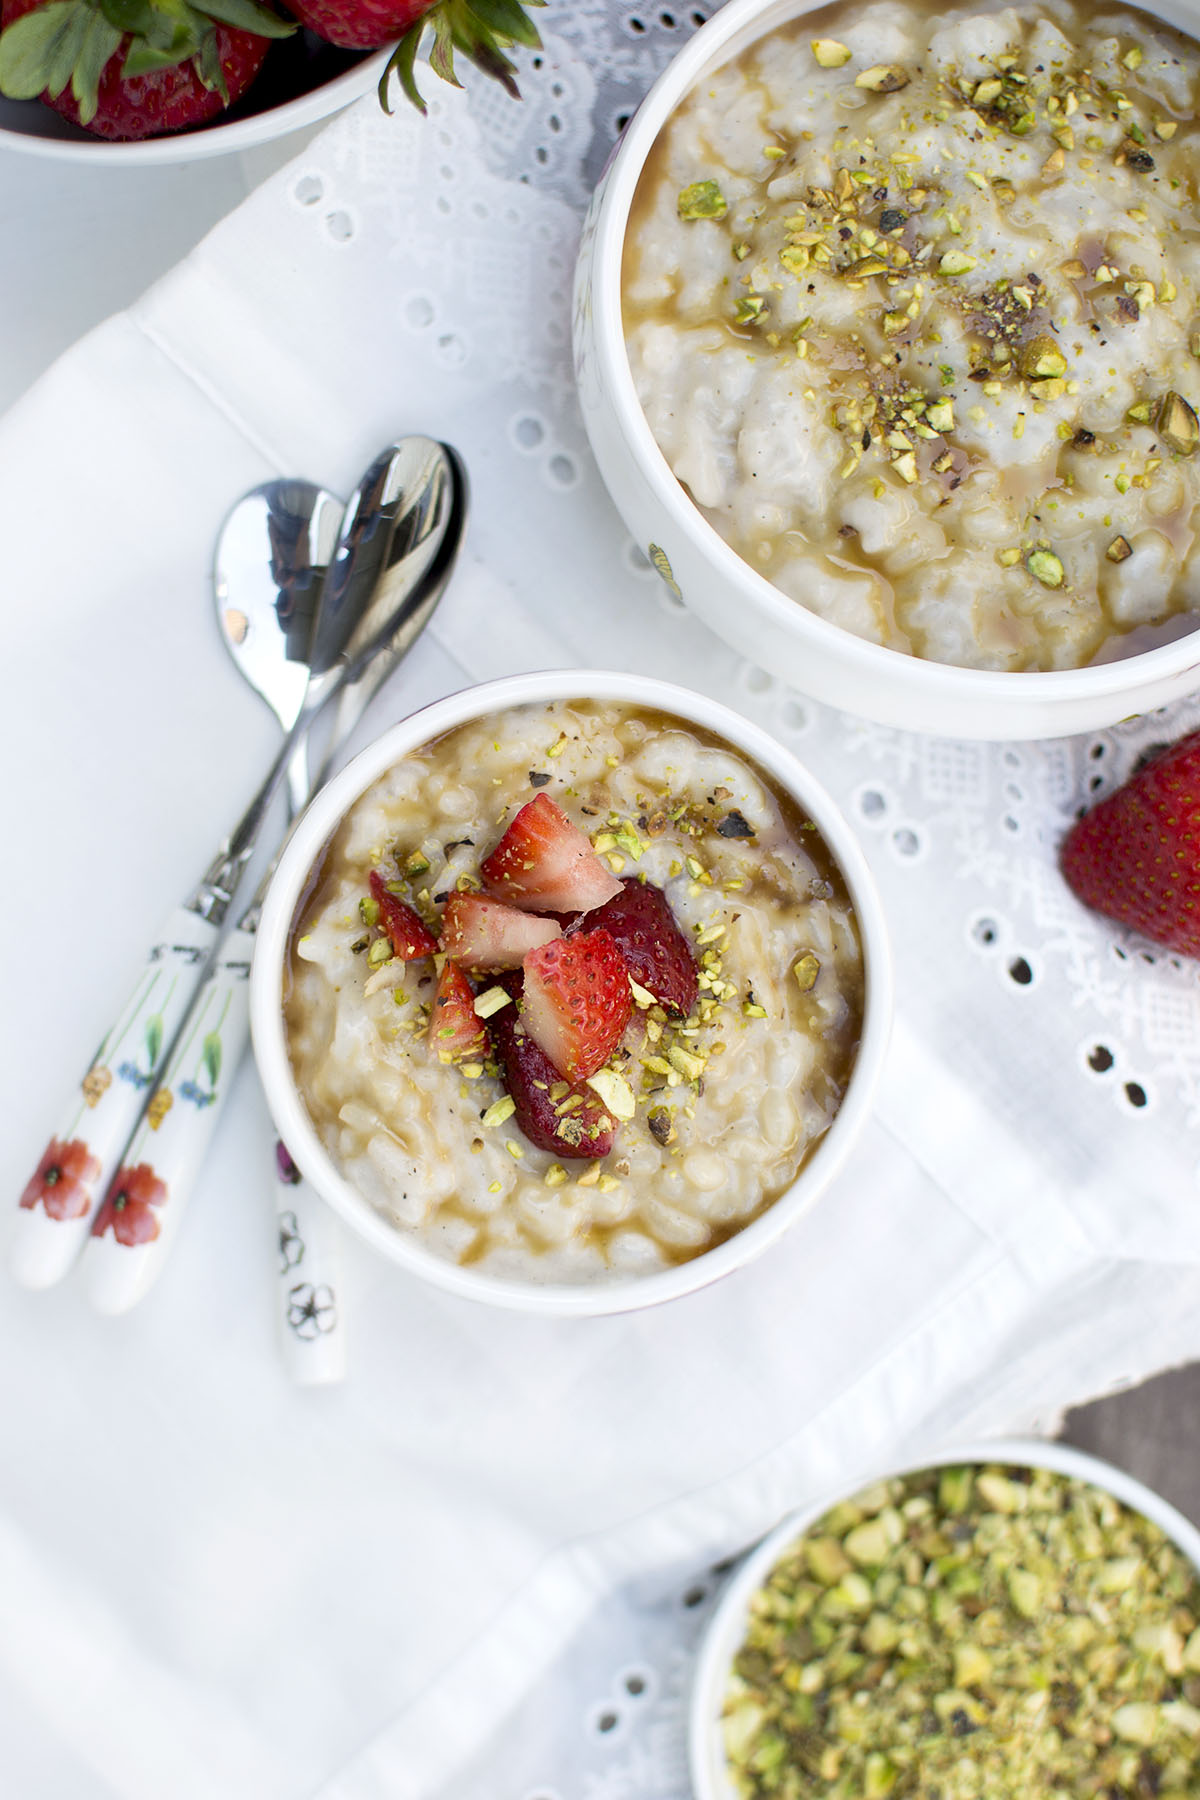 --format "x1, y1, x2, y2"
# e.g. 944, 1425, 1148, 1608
0, 41, 385, 163
689, 1436, 1200, 1800
572, 0, 1200, 741
250, 669, 893, 1317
